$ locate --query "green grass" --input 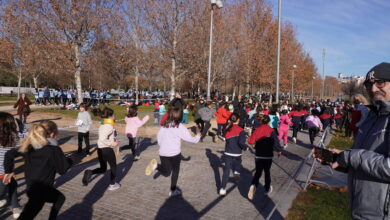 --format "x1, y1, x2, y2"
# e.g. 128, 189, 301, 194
326, 130, 354, 150
0, 95, 34, 101
287, 187, 350, 220
287, 130, 353, 220
0, 102, 14, 106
